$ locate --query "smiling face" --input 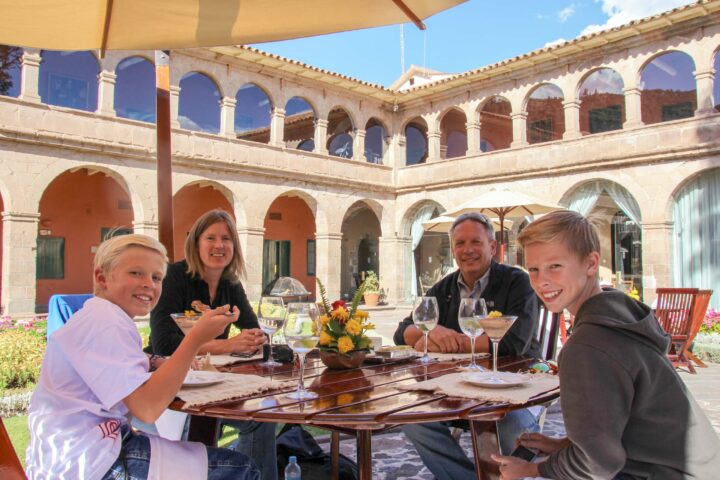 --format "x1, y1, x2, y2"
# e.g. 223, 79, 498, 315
95, 246, 165, 318
198, 220, 234, 277
524, 240, 601, 316
451, 219, 497, 286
